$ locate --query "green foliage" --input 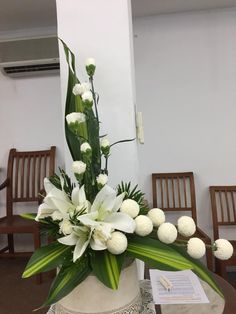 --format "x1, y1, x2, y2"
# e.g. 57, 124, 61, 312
117, 182, 149, 214
22, 242, 72, 278
20, 213, 37, 220
170, 244, 223, 298
127, 235, 223, 298
40, 217, 61, 239
49, 168, 75, 197
59, 39, 81, 161
90, 250, 125, 290
127, 235, 192, 271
